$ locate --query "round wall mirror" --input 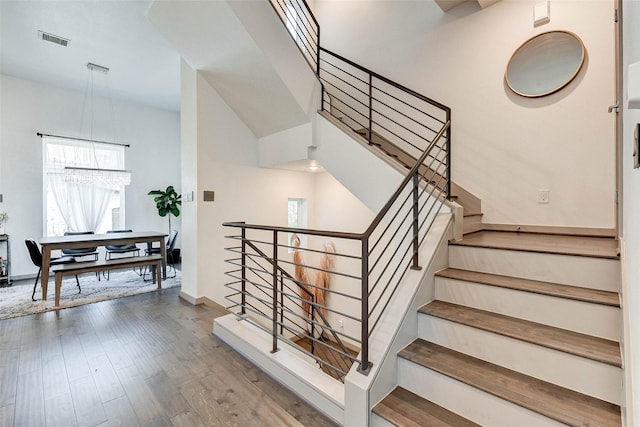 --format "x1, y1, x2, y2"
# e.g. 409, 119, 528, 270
505, 30, 586, 98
